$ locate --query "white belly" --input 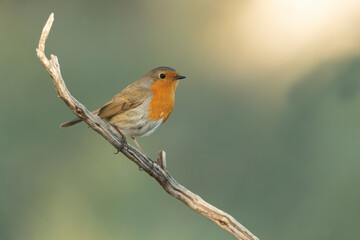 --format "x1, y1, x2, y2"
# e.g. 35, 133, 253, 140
140, 119, 162, 136
107, 98, 163, 137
